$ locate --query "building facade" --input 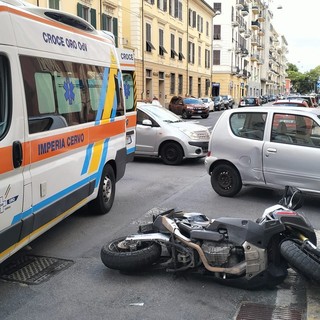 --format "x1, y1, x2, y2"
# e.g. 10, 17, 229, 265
22, 0, 288, 105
